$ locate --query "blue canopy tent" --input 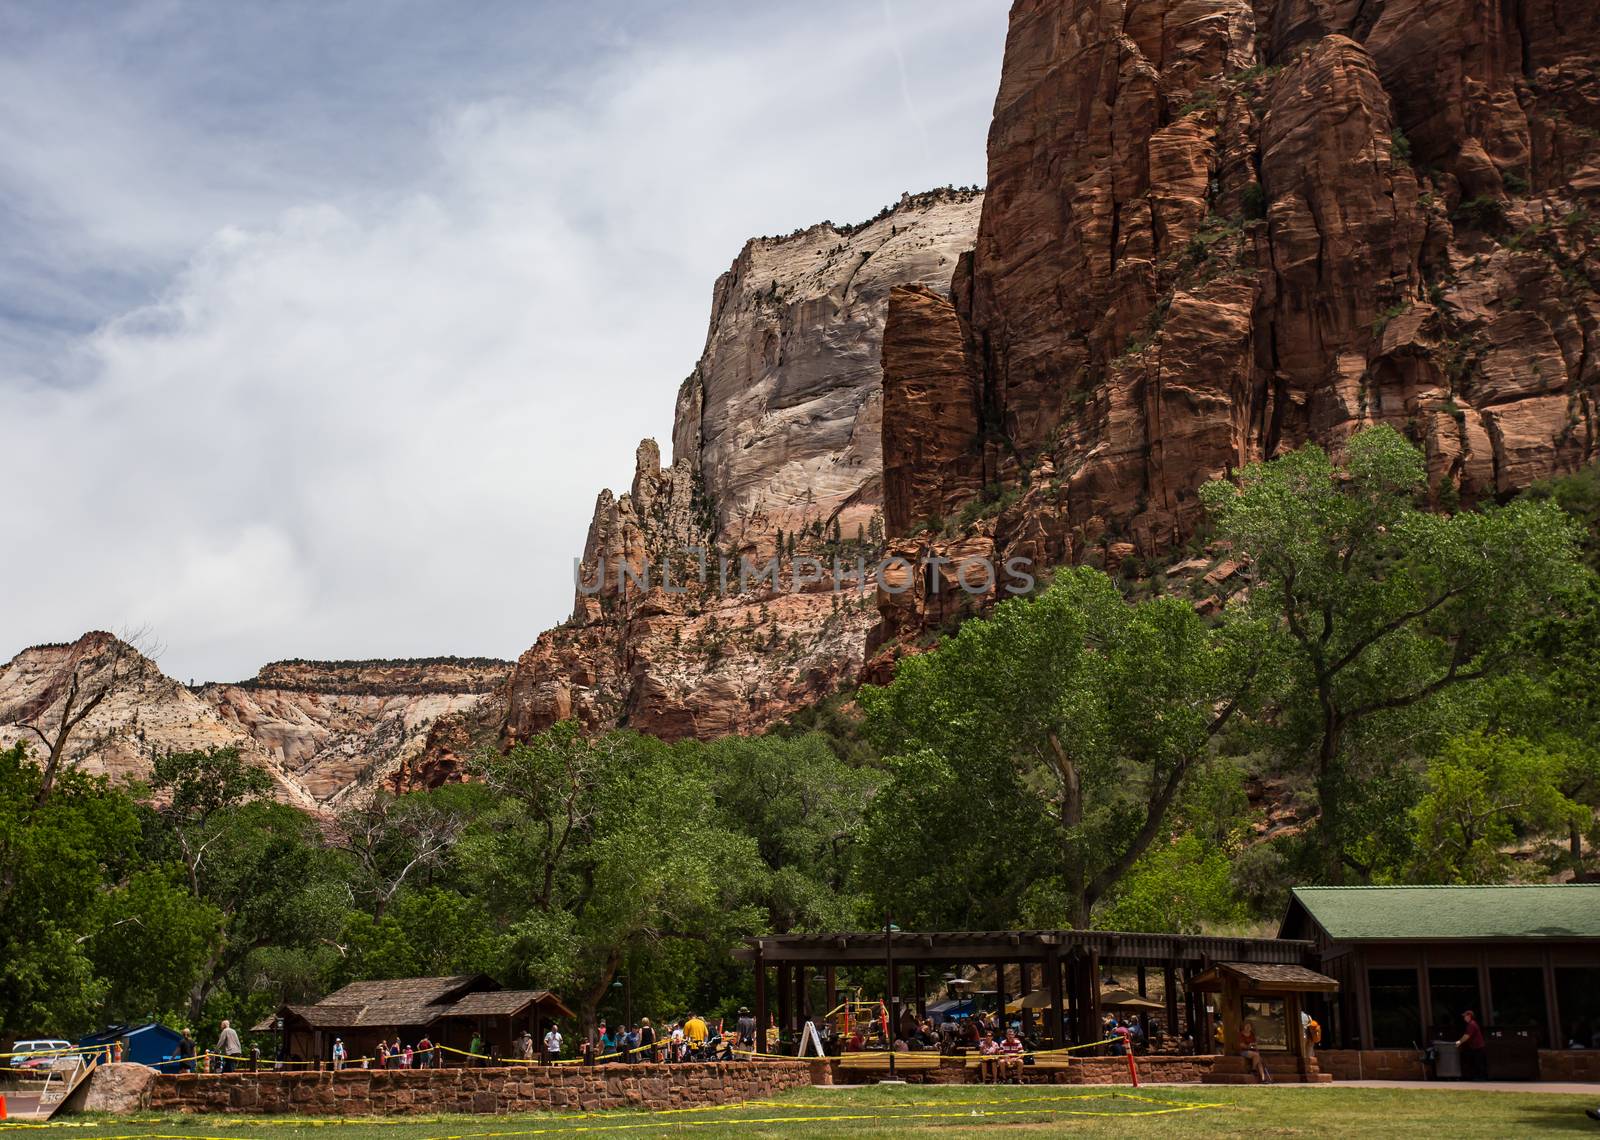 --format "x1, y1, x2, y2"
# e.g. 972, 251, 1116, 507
924, 998, 974, 1025
79, 1023, 188, 1072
